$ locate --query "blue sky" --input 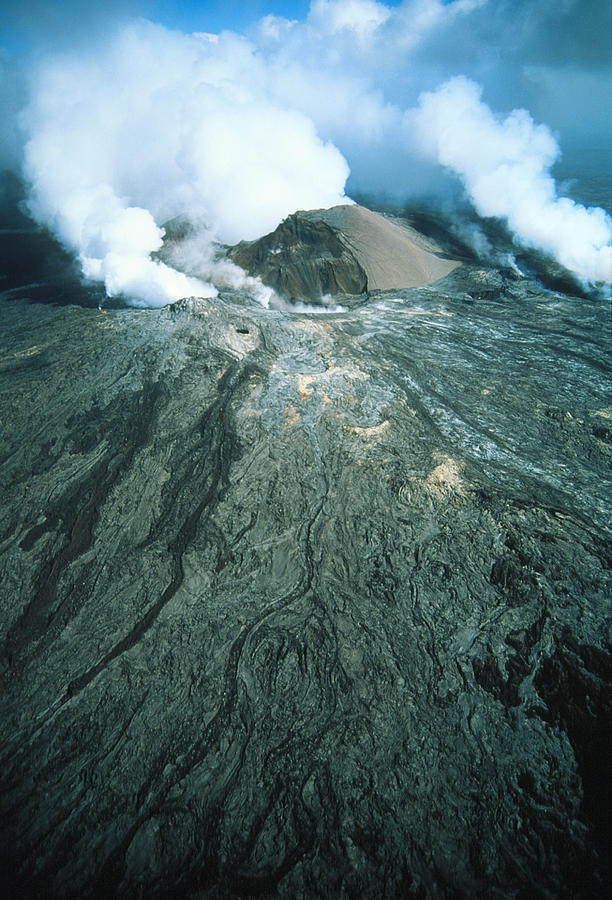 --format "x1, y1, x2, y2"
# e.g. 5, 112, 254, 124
0, 2, 314, 50
126, 2, 314, 35
1, 2, 417, 50
3, 1, 610, 147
